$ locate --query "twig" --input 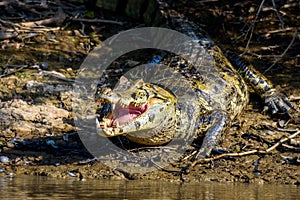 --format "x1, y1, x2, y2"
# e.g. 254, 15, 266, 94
0, 31, 18, 40
38, 70, 76, 82
0, 62, 77, 82
0, 1, 10, 6
20, 27, 61, 32
190, 150, 258, 168
266, 130, 300, 152
20, 8, 66, 27
263, 30, 298, 73
0, 18, 61, 32
0, 65, 29, 78
189, 130, 300, 169
72, 18, 126, 26
261, 27, 294, 35
0, 18, 21, 29
271, 0, 285, 29
12, 0, 48, 11
150, 159, 181, 173
194, 0, 219, 3
277, 128, 299, 133
281, 144, 300, 151
6, 56, 14, 65
129, 146, 177, 152
243, 0, 266, 55
243, 0, 288, 55
290, 138, 300, 146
